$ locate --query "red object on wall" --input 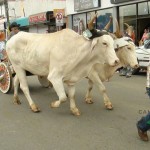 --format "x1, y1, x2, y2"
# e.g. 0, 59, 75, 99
29, 12, 47, 24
